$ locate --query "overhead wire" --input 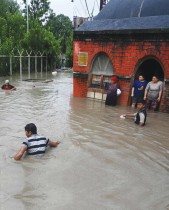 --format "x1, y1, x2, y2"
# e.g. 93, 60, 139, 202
91, 1, 96, 17
84, 0, 91, 18
73, 8, 77, 17
74, 5, 81, 16
72, 0, 100, 18
79, 0, 88, 16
